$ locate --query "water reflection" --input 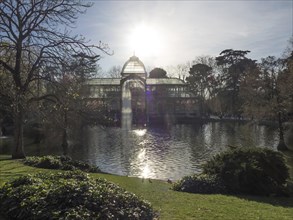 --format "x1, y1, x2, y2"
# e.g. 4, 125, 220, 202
65, 122, 283, 180
133, 129, 147, 137
1, 122, 285, 180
